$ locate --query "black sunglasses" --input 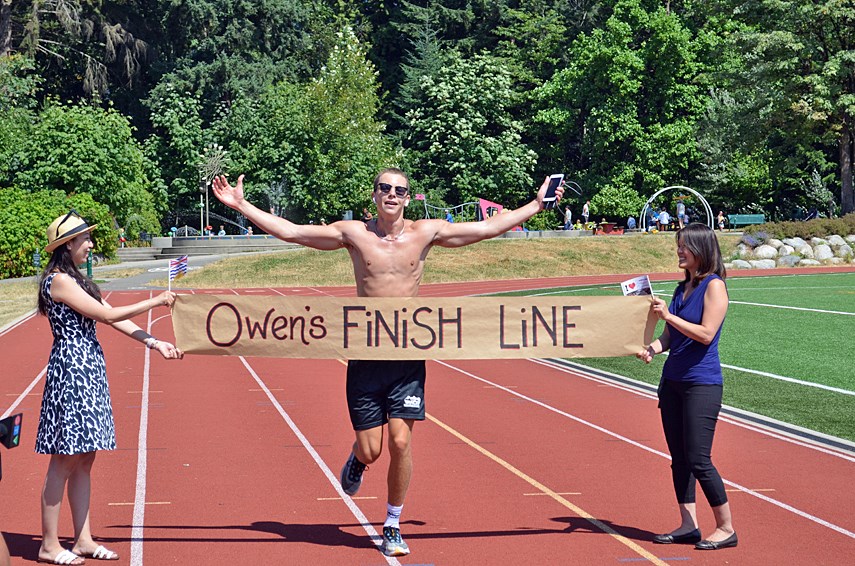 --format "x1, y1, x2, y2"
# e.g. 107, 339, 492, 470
375, 183, 409, 198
